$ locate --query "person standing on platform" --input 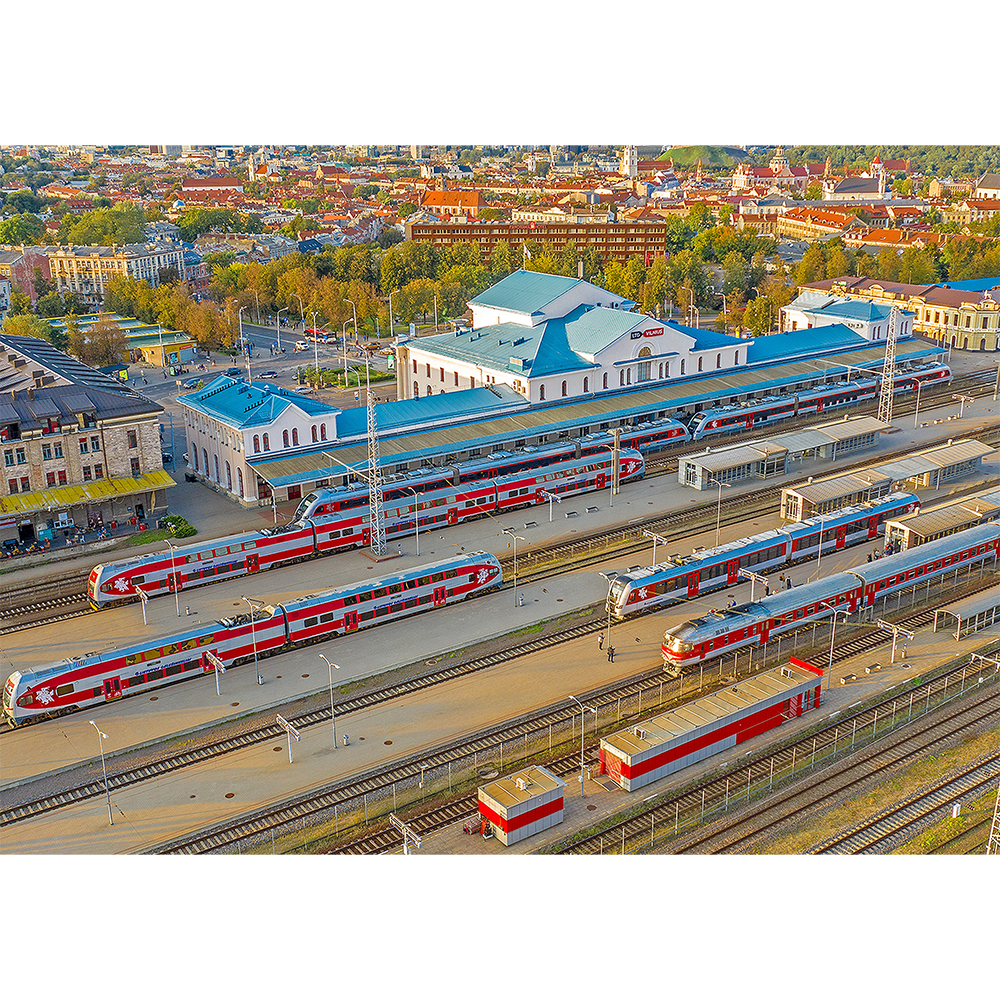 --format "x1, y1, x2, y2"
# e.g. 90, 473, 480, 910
607, 646, 615, 662
598, 632, 604, 650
